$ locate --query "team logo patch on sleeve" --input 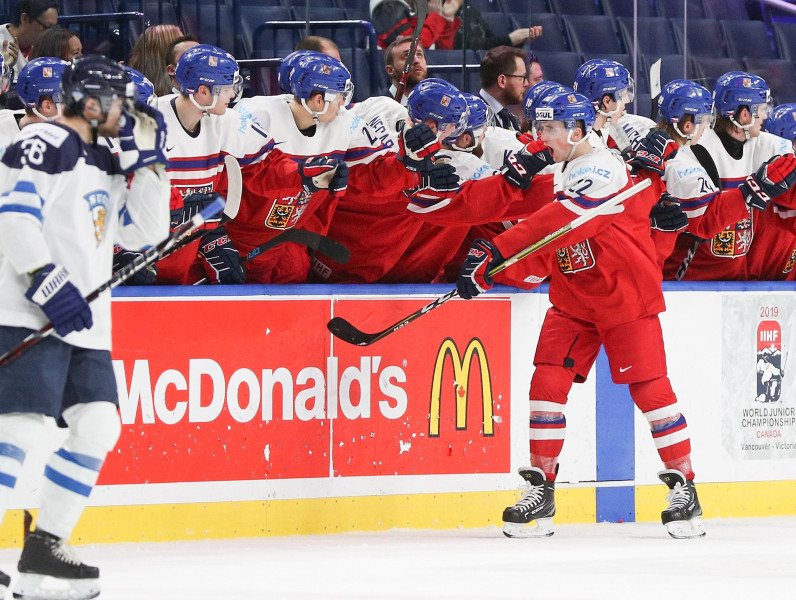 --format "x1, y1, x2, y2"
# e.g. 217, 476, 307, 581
711, 216, 753, 257
556, 240, 595, 273
265, 190, 311, 229
783, 248, 796, 274
84, 190, 109, 244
